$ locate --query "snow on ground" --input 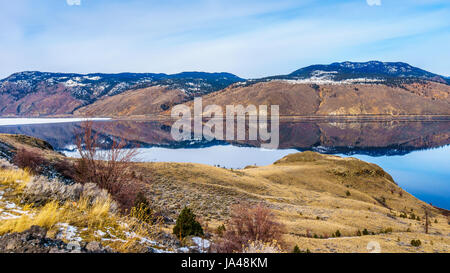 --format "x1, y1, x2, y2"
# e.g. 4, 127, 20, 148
83, 76, 101, 81
56, 223, 83, 242
280, 78, 382, 85
191, 237, 211, 250
0, 199, 29, 220
0, 118, 110, 126
64, 79, 87, 87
